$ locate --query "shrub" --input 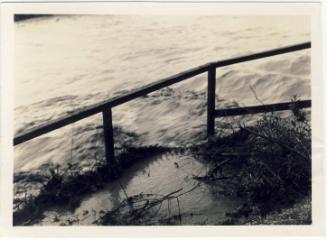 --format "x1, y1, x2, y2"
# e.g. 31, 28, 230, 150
194, 104, 311, 219
238, 111, 311, 212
